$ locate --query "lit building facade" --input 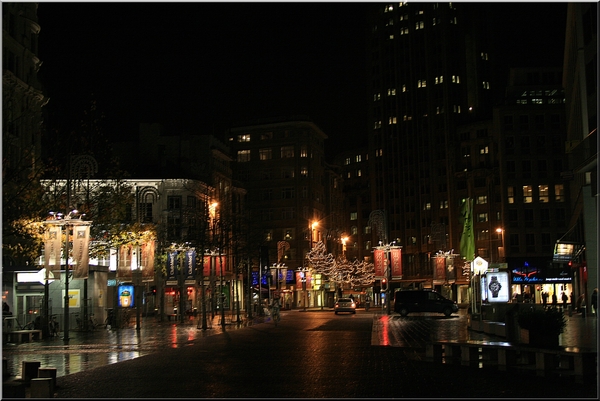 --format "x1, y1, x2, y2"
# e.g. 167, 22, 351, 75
228, 117, 342, 308
365, 3, 494, 298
